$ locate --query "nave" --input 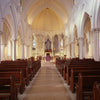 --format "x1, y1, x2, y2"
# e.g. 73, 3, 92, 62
0, 0, 100, 100
19, 61, 75, 100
